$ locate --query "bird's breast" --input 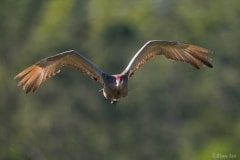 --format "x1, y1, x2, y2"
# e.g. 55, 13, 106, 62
103, 85, 128, 100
